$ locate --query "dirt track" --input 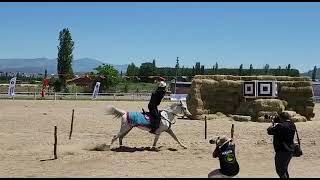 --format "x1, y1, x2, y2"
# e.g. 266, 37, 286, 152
0, 100, 319, 177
